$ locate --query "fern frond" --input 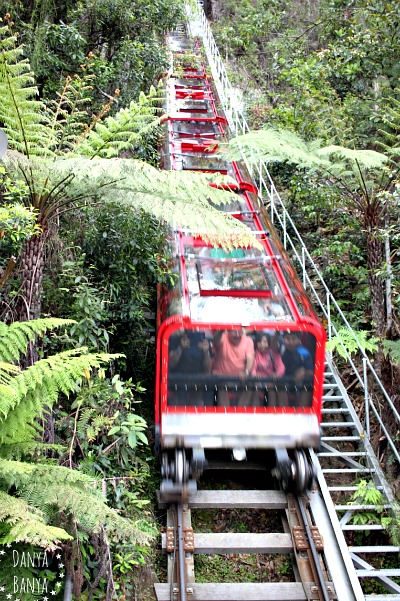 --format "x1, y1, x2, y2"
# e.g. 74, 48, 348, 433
229, 128, 388, 176
317, 145, 388, 169
0, 442, 66, 461
0, 318, 76, 362
326, 327, 379, 358
0, 458, 96, 489
51, 157, 260, 248
0, 461, 151, 545
36, 483, 152, 544
0, 348, 123, 443
43, 73, 95, 156
0, 490, 71, 546
0, 23, 52, 158
229, 127, 329, 169
73, 87, 165, 159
